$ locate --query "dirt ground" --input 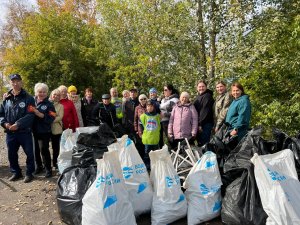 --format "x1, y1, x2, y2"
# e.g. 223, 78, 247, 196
0, 130, 222, 225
